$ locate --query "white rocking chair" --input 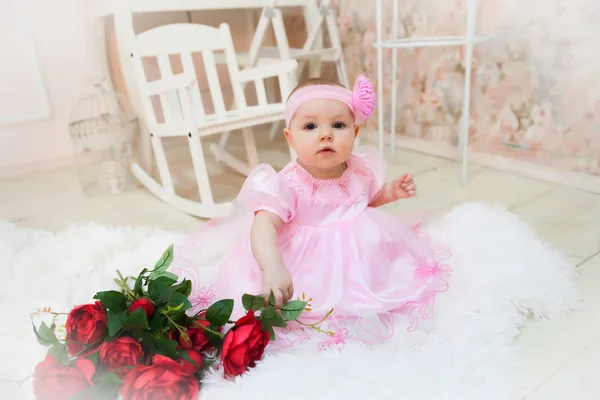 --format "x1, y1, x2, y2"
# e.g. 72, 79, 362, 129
128, 22, 298, 218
